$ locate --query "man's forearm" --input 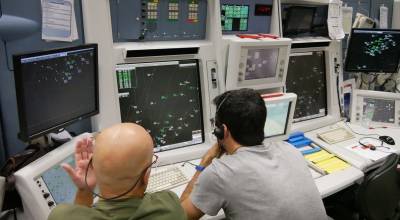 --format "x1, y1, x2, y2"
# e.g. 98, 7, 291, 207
74, 189, 93, 207
180, 171, 201, 202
